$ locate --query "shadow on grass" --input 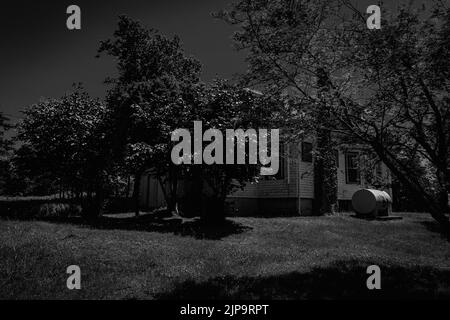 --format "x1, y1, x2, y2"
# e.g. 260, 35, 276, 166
93, 215, 252, 240
418, 221, 450, 241
157, 259, 450, 300
2, 211, 252, 240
